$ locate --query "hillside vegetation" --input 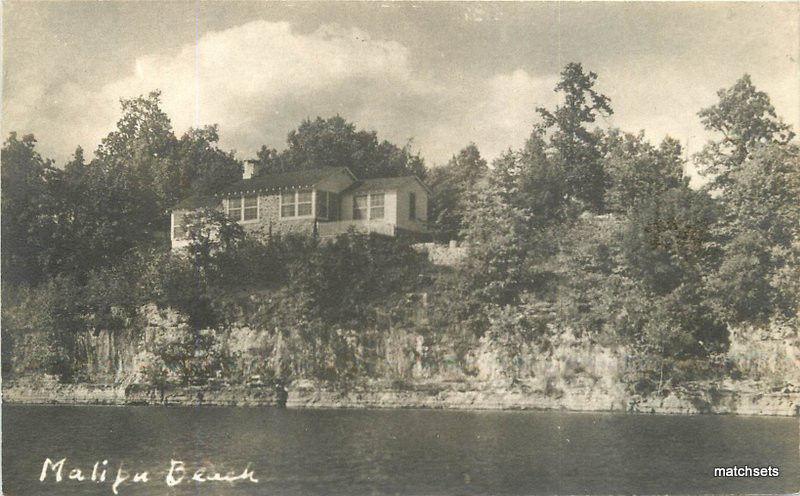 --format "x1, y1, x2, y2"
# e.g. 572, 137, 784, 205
3, 65, 798, 400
